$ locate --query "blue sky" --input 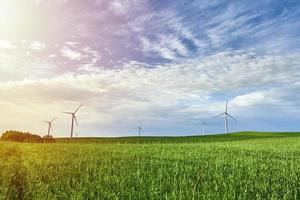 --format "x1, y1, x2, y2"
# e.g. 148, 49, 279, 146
0, 0, 300, 137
